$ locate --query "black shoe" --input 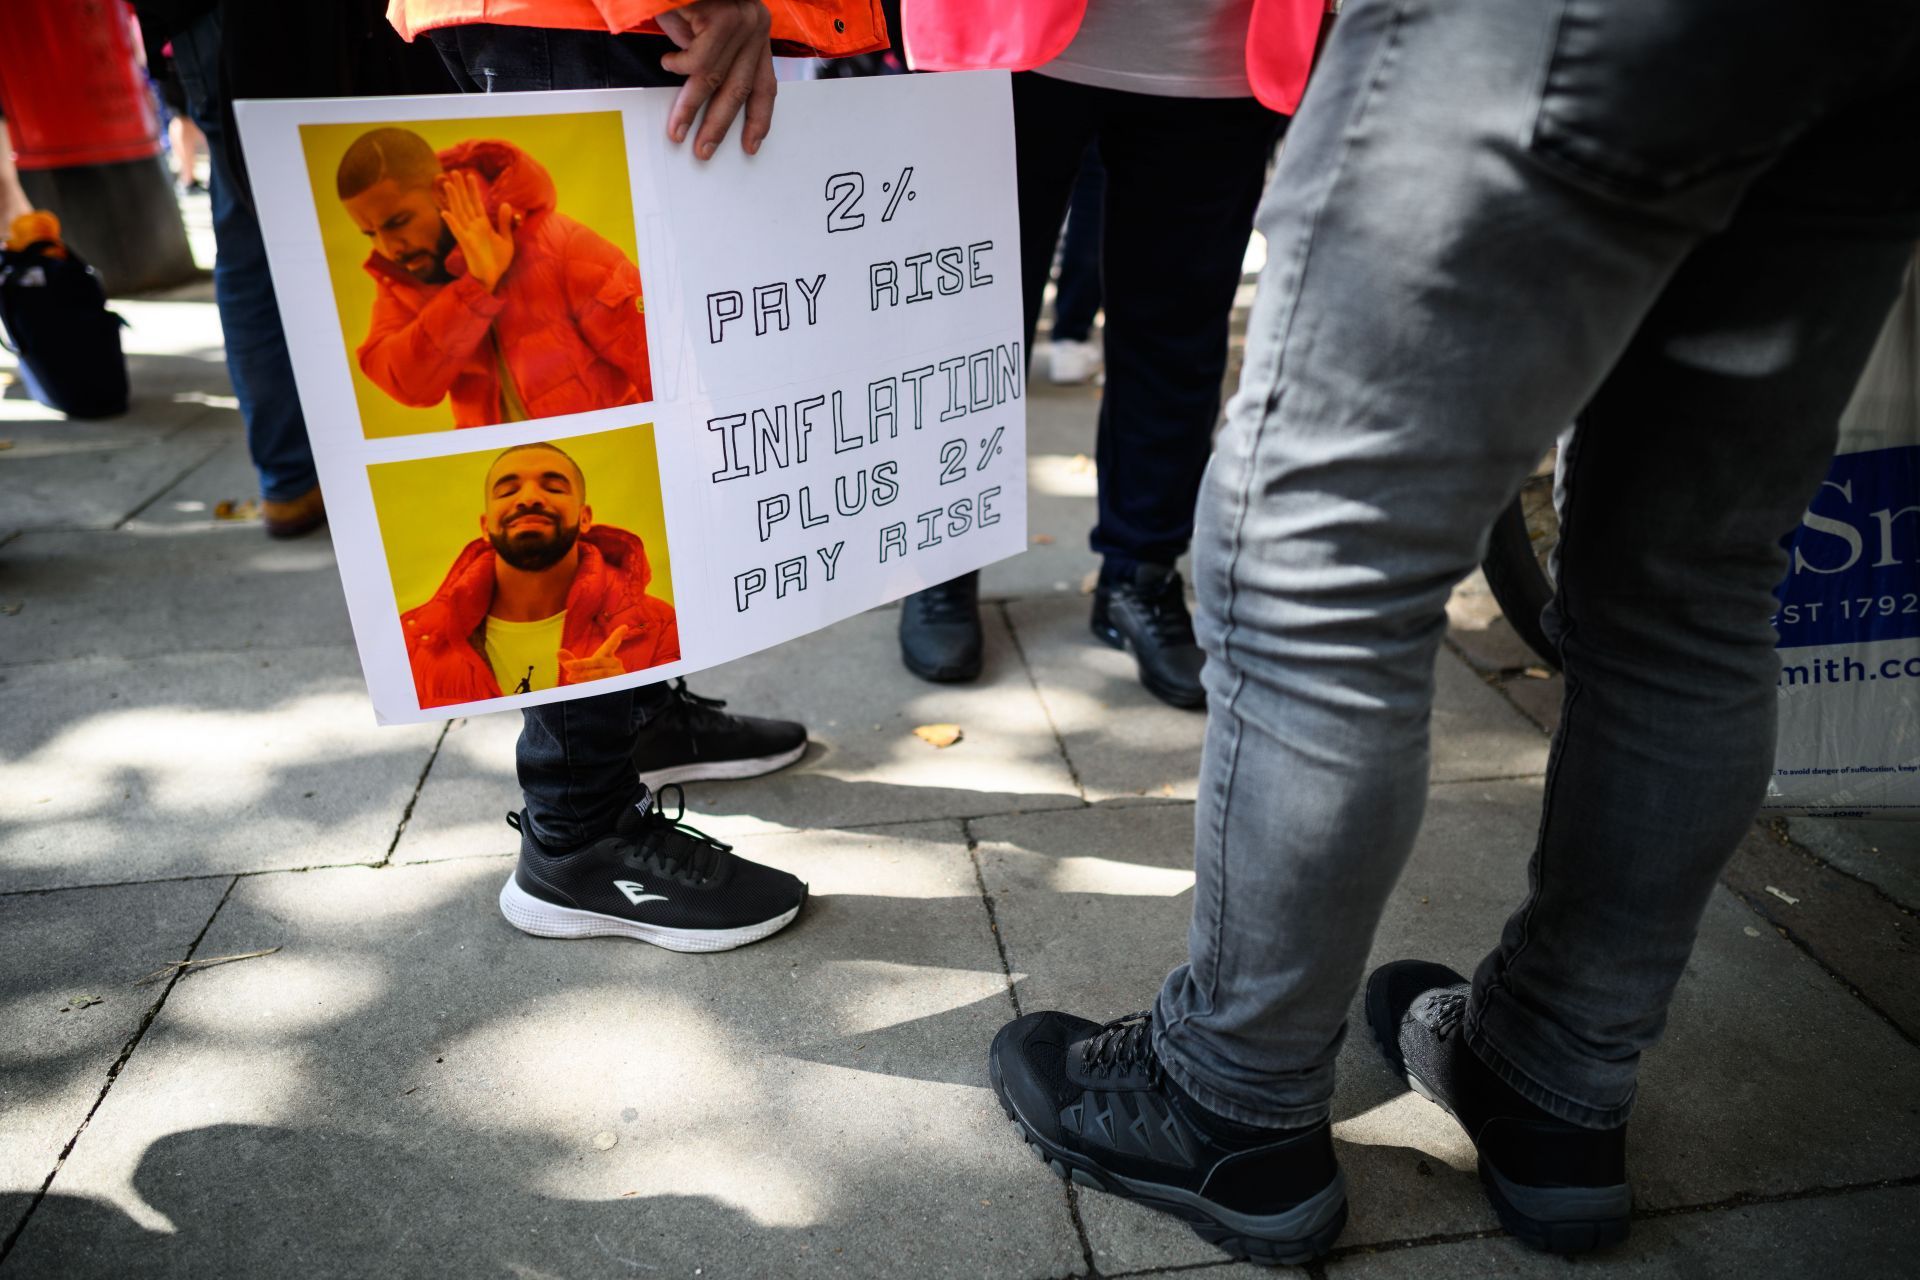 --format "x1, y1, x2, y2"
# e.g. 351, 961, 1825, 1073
630, 679, 807, 788
498, 785, 805, 952
1365, 961, 1631, 1254
989, 1010, 1347, 1265
899, 570, 983, 682
1090, 564, 1206, 709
